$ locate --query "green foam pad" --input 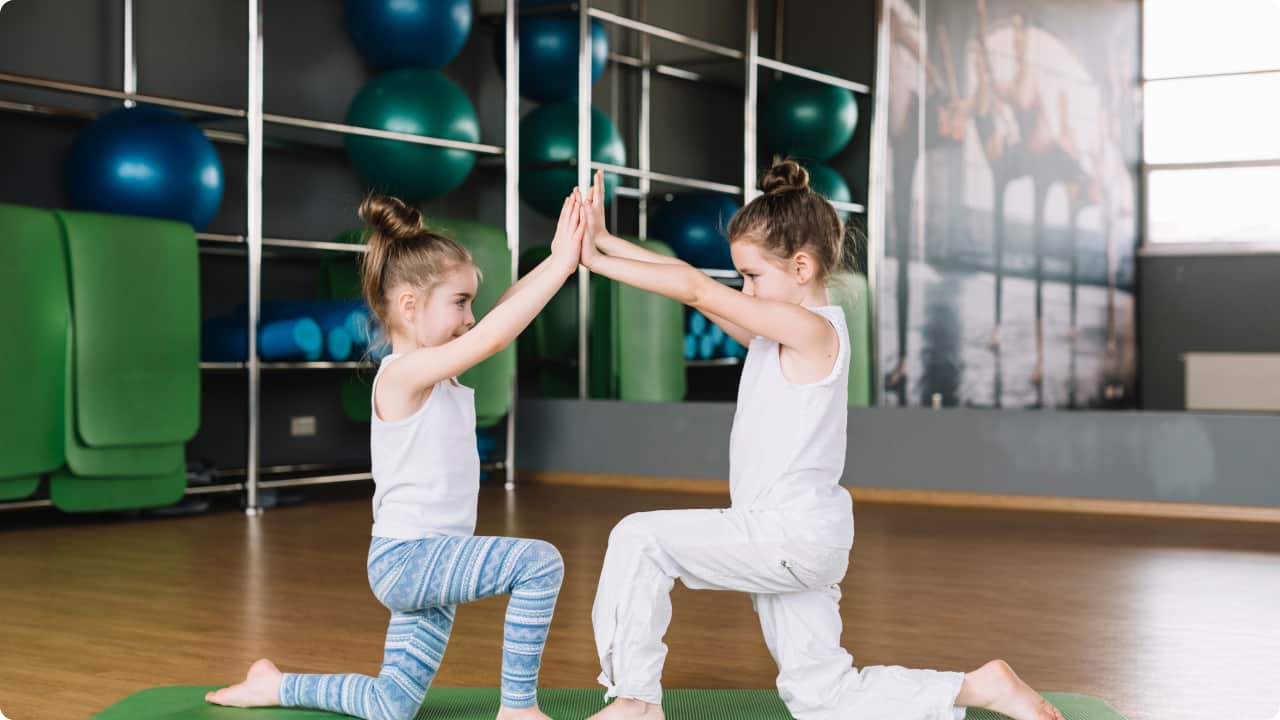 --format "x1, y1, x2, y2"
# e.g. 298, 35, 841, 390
50, 464, 186, 513
0, 204, 68, 477
615, 237, 685, 402
95, 687, 1125, 720
62, 327, 185, 476
828, 271, 871, 407
433, 217, 515, 425
0, 475, 40, 501
56, 210, 200, 447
